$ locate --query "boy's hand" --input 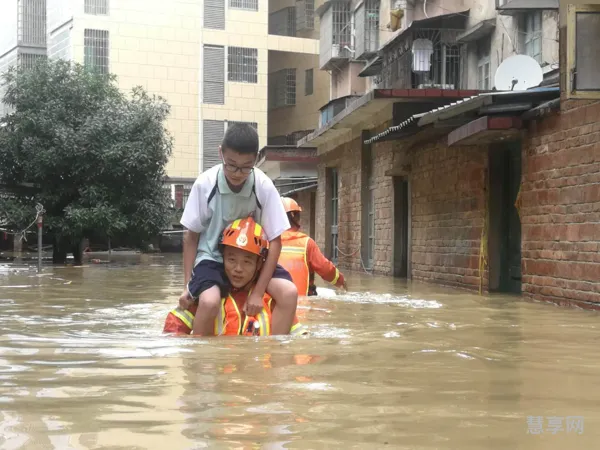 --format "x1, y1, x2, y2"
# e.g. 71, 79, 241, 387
244, 291, 263, 316
179, 289, 193, 310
